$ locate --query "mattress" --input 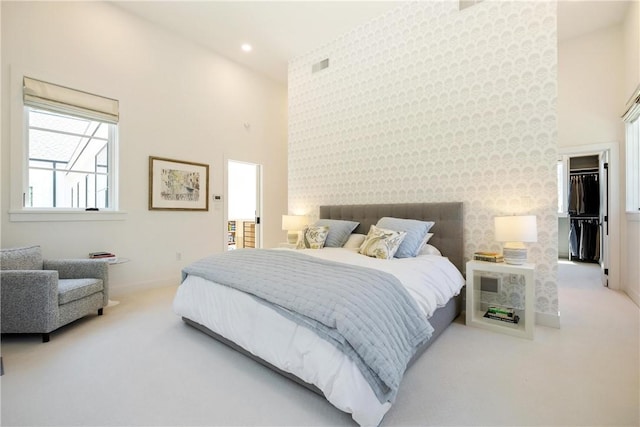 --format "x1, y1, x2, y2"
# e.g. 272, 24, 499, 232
173, 247, 465, 426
